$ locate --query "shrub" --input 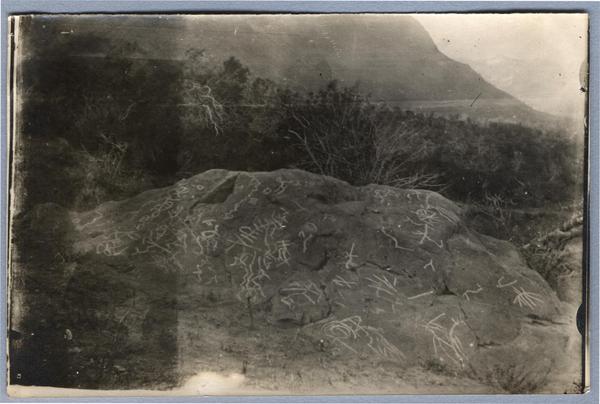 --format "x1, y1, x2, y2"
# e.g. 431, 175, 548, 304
273, 81, 580, 209
485, 363, 551, 393
280, 82, 445, 189
17, 29, 582, 212
71, 137, 151, 208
